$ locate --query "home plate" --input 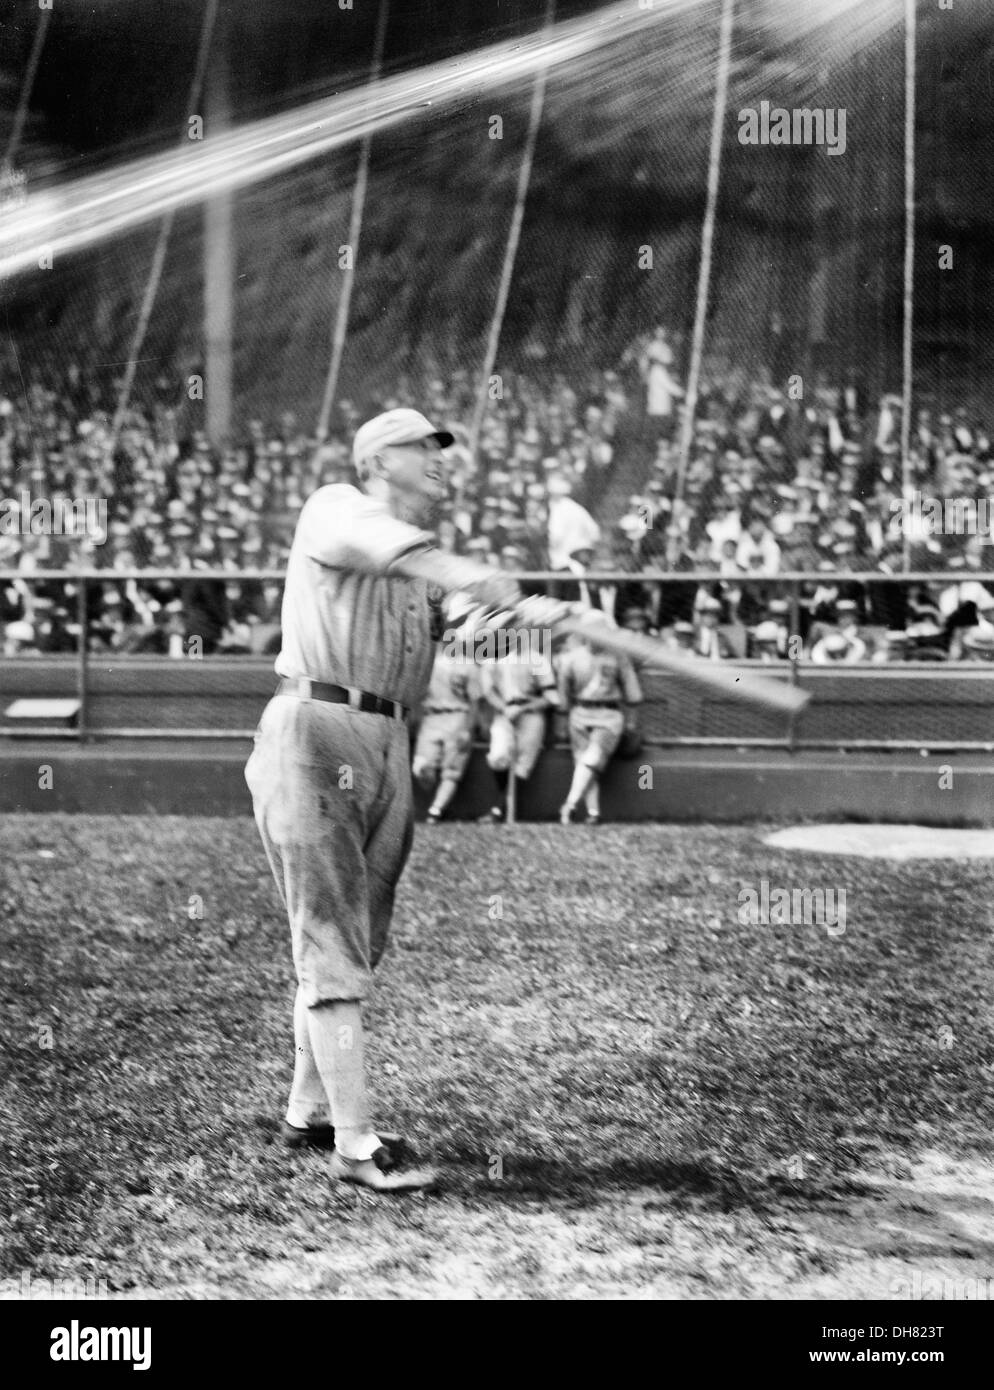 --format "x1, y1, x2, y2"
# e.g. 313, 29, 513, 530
764, 825, 994, 861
